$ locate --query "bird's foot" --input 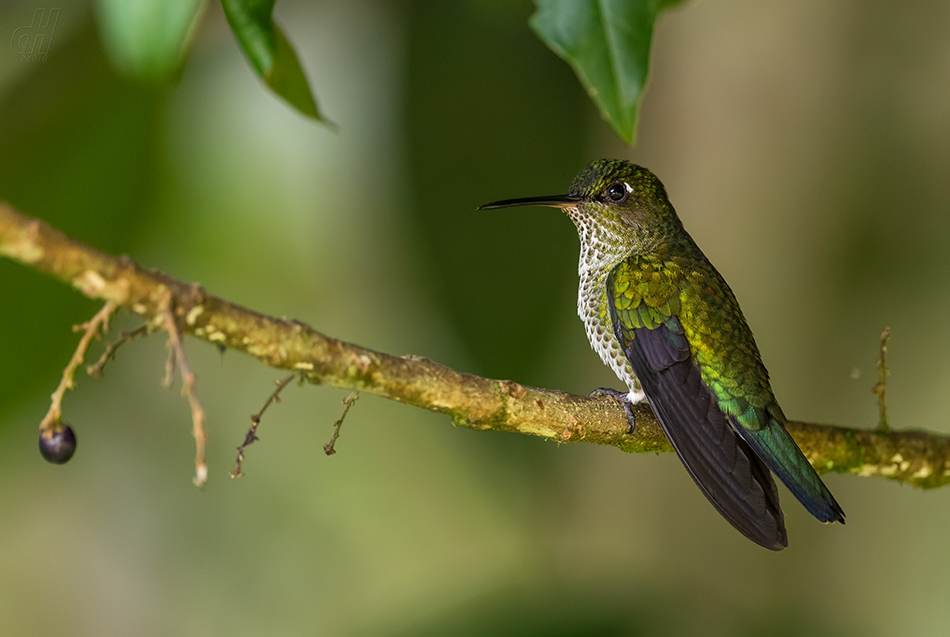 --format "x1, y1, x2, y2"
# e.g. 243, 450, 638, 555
590, 387, 640, 434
